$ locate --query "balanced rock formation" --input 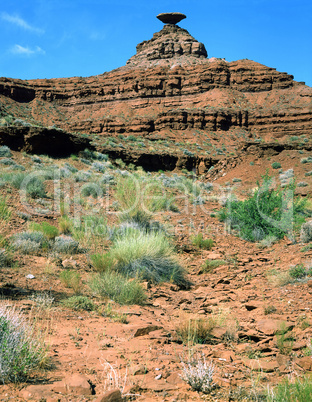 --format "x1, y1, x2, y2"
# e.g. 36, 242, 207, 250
156, 12, 186, 25
0, 13, 311, 166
